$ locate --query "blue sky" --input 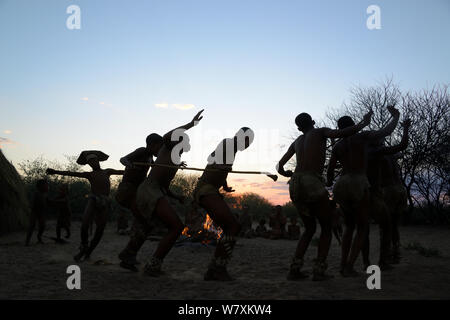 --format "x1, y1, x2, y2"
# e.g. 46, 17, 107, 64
1, 0, 449, 204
